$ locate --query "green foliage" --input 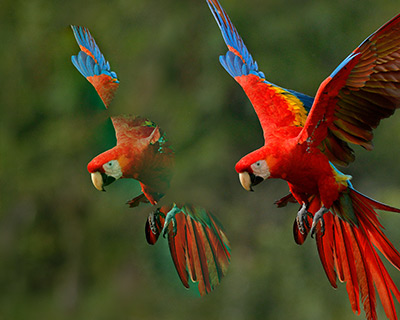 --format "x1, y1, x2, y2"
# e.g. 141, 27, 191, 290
2, 0, 400, 319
